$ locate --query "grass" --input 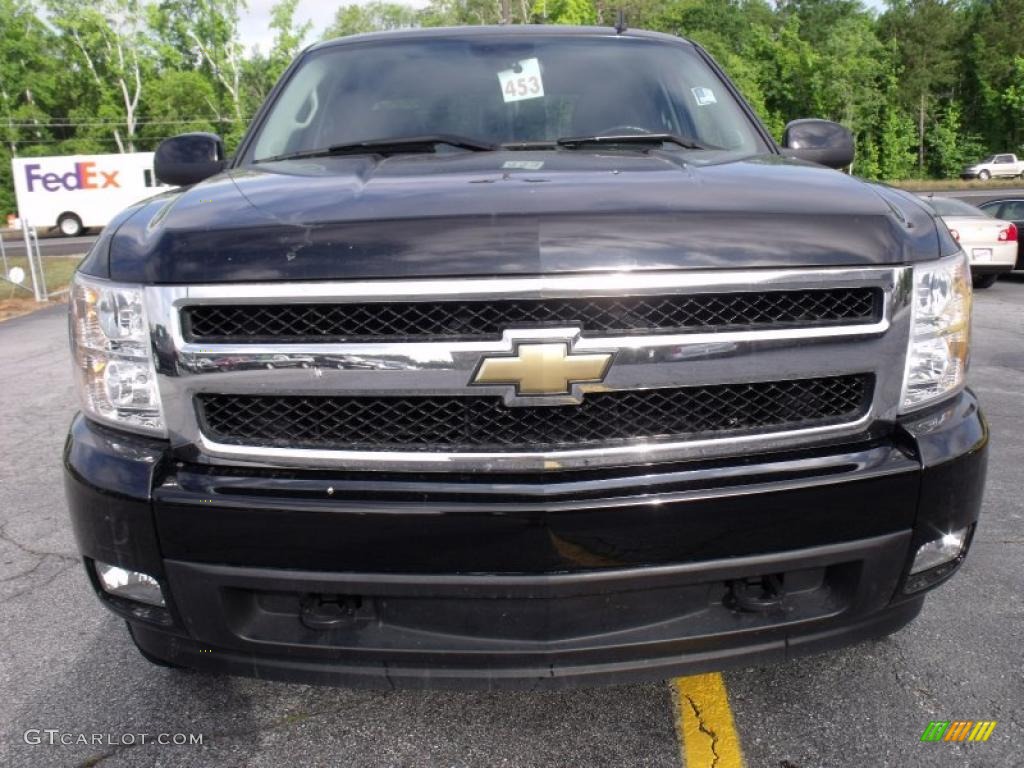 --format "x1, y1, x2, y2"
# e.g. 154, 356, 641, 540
0, 255, 83, 322
891, 177, 1024, 192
